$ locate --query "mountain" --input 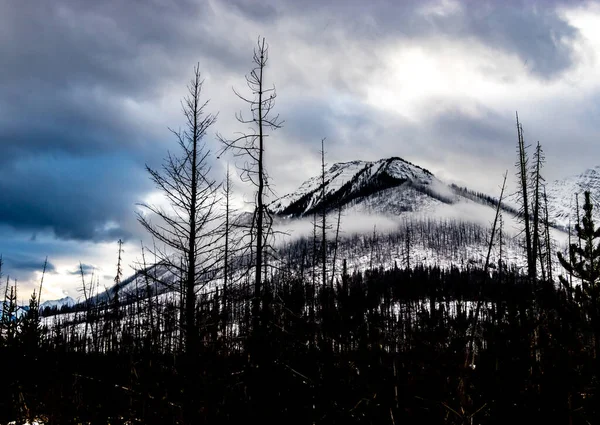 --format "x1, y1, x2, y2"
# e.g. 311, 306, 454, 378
270, 156, 524, 223
90, 262, 178, 305
271, 157, 454, 217
40, 296, 75, 312
42, 156, 576, 314
0, 303, 29, 320
546, 165, 600, 228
